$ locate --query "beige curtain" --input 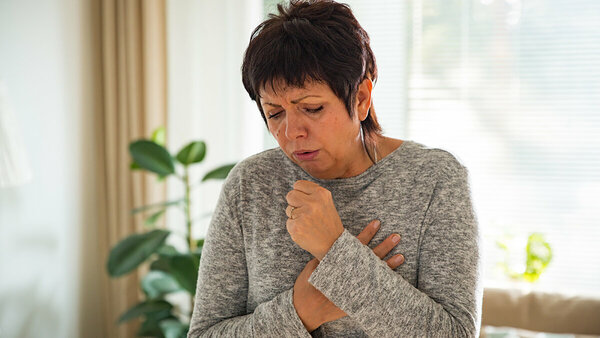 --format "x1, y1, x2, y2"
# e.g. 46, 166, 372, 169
97, 0, 168, 337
